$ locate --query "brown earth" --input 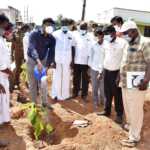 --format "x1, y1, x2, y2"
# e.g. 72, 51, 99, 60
0, 89, 150, 150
